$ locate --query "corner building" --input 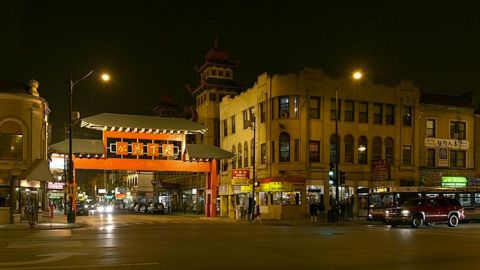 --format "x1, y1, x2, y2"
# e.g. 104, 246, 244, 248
418, 93, 477, 187
219, 68, 420, 219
